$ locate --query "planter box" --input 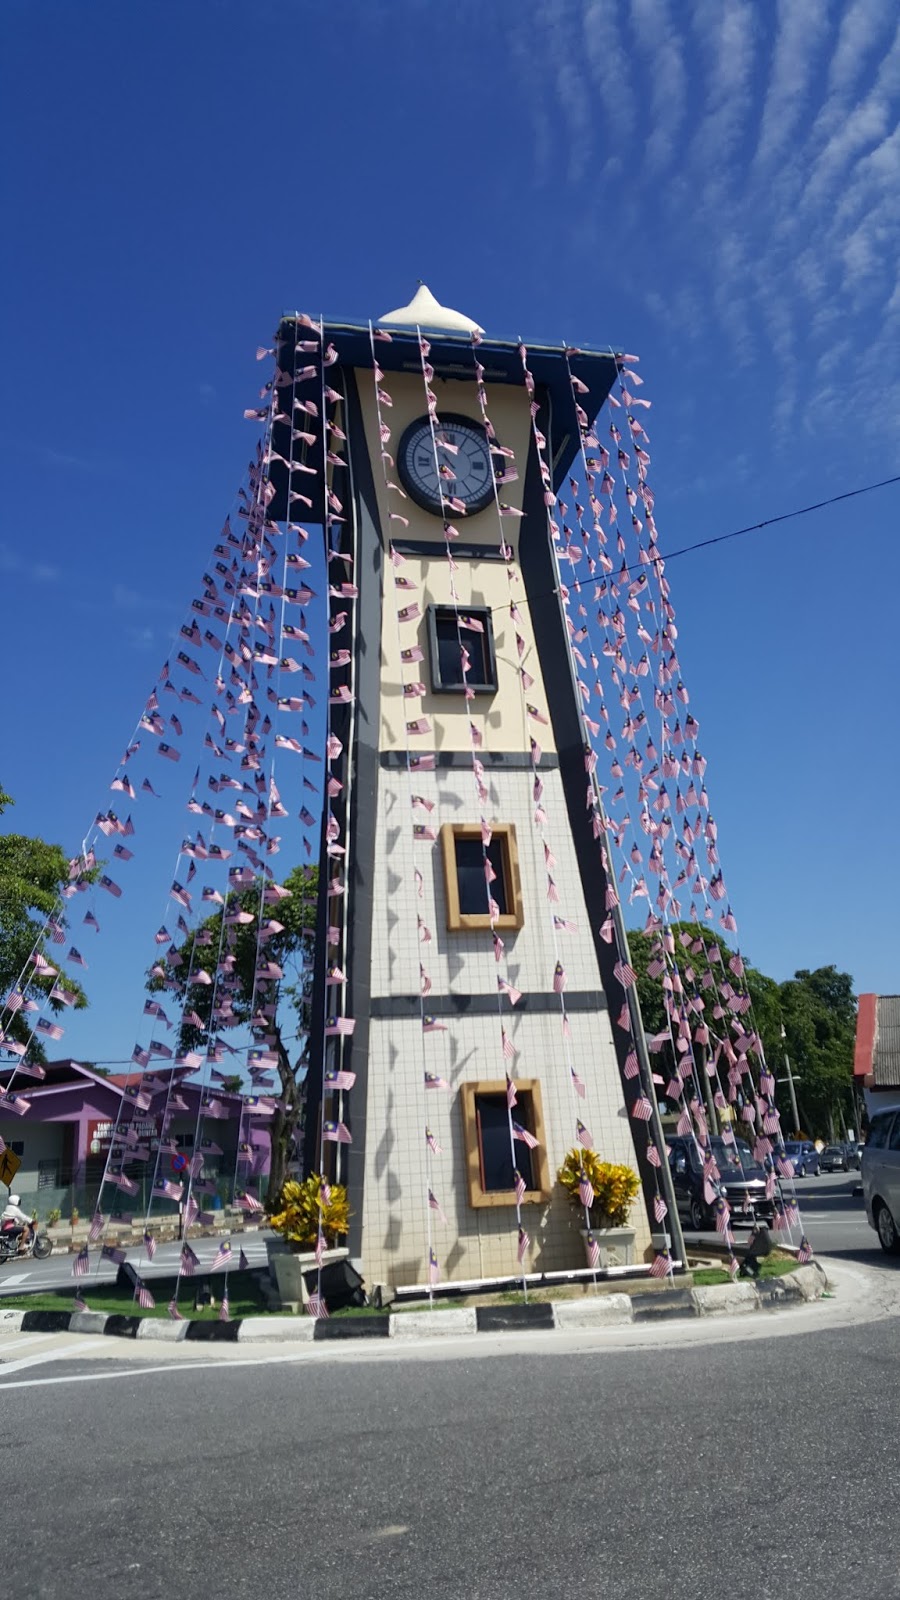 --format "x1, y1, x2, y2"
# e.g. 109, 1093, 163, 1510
580, 1226, 635, 1268
266, 1240, 350, 1312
